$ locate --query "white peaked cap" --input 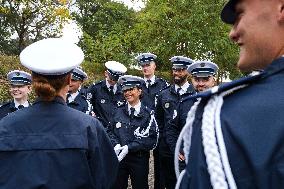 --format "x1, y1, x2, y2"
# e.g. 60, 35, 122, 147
20, 38, 84, 75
